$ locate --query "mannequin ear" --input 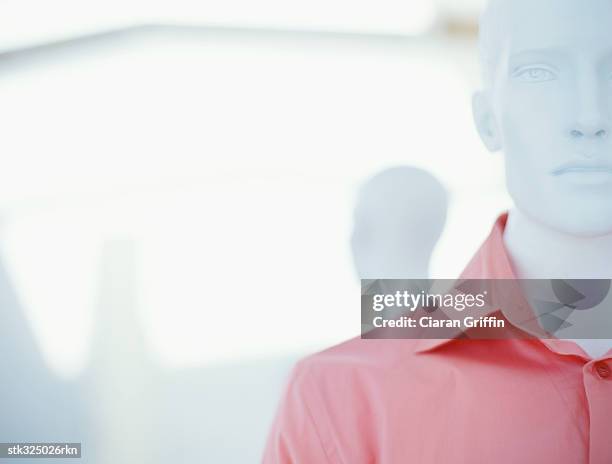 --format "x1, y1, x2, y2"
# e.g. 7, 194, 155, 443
472, 91, 502, 152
